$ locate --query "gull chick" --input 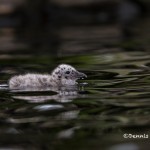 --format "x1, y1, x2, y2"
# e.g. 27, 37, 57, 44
8, 64, 87, 89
